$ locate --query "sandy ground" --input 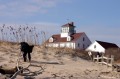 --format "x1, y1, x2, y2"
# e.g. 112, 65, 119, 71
0, 42, 120, 79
